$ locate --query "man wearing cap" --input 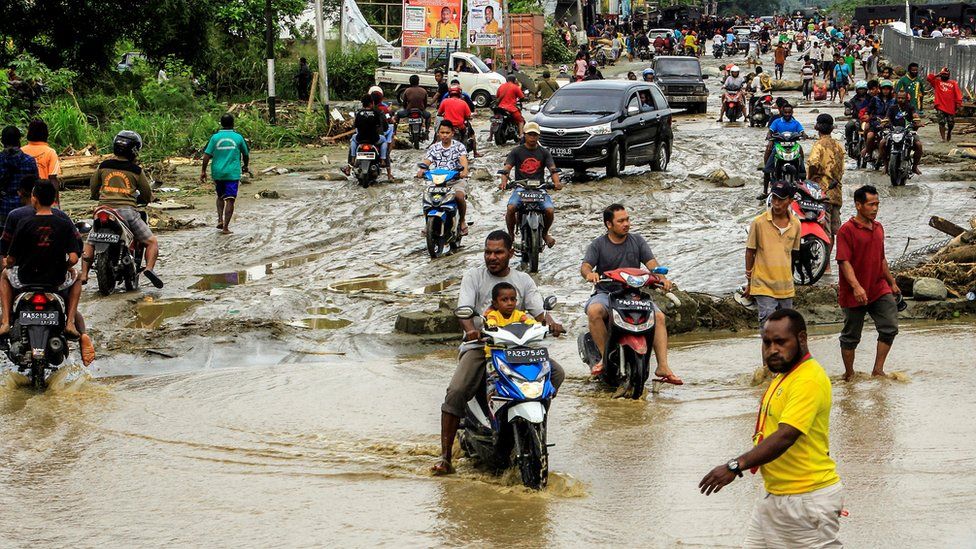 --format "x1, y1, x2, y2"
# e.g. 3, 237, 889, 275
498, 122, 563, 248
836, 184, 900, 381
744, 181, 802, 328
926, 67, 963, 142
807, 113, 845, 259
